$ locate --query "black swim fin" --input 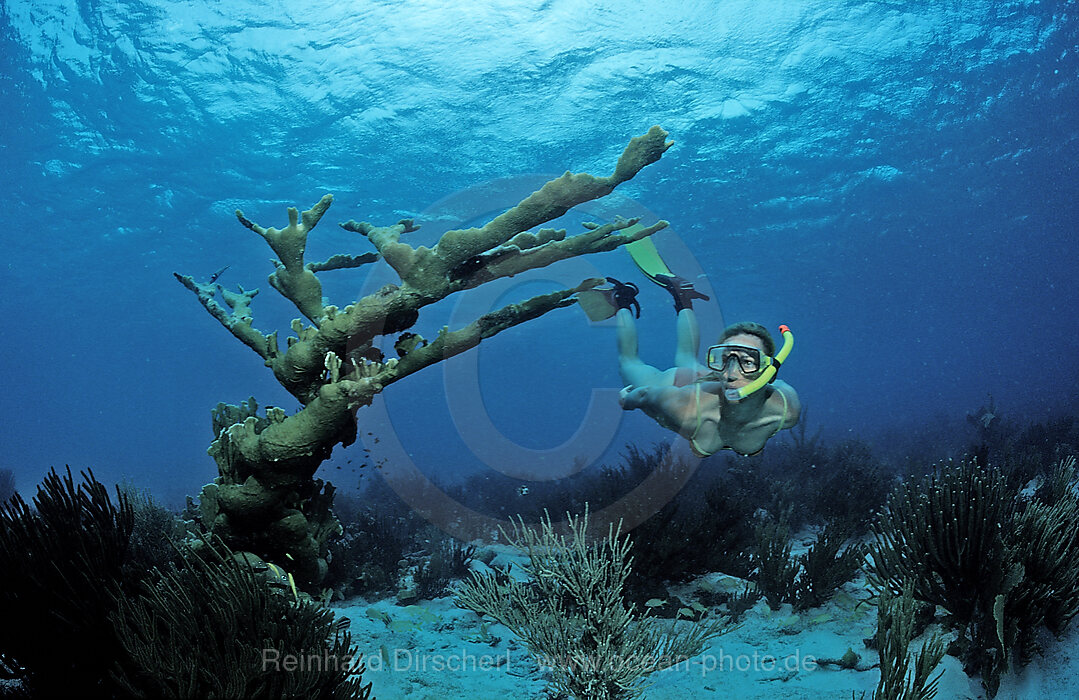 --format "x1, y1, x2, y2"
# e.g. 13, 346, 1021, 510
576, 277, 640, 321
654, 273, 709, 313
